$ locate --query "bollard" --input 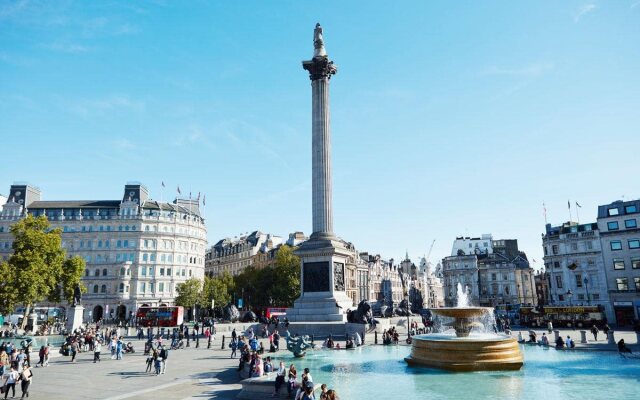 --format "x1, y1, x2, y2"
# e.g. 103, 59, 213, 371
607, 331, 616, 345
580, 330, 588, 344
553, 330, 560, 343
207, 335, 212, 349
221, 335, 226, 350
375, 331, 378, 345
